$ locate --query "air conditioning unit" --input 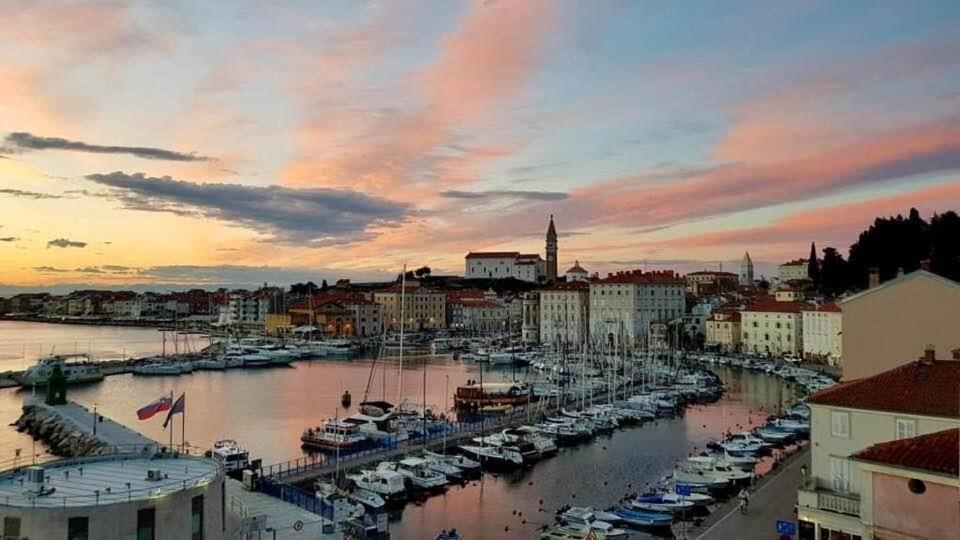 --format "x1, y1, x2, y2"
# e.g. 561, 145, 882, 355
24, 465, 45, 493
146, 468, 163, 481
